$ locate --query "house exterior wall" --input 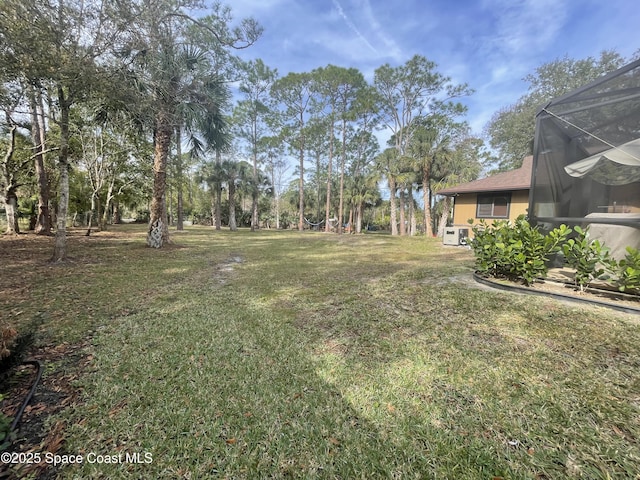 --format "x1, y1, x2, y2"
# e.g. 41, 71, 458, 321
449, 189, 530, 238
